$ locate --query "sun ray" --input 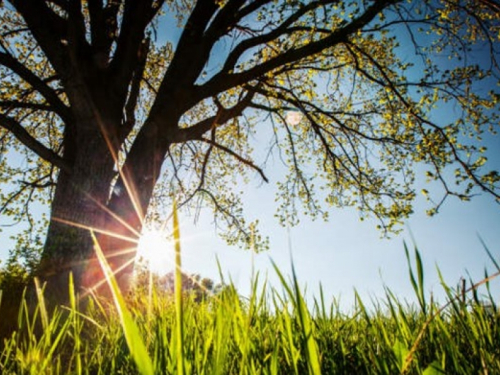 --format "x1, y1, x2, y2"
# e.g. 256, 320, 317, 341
92, 107, 145, 226
81, 232, 140, 300
104, 247, 140, 259
81, 253, 138, 300
53, 217, 139, 244
81, 190, 142, 238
